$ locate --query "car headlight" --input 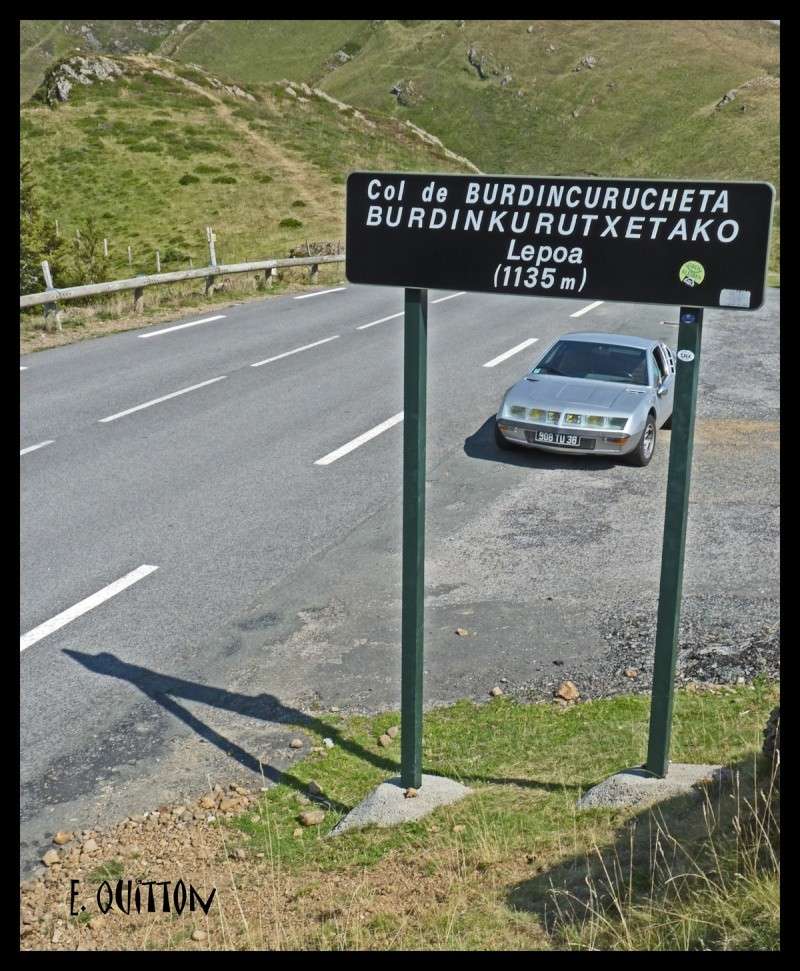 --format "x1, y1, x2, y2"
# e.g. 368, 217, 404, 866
509, 405, 526, 418
564, 413, 583, 425
528, 408, 546, 421
608, 417, 627, 429
586, 415, 605, 427
547, 410, 560, 424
